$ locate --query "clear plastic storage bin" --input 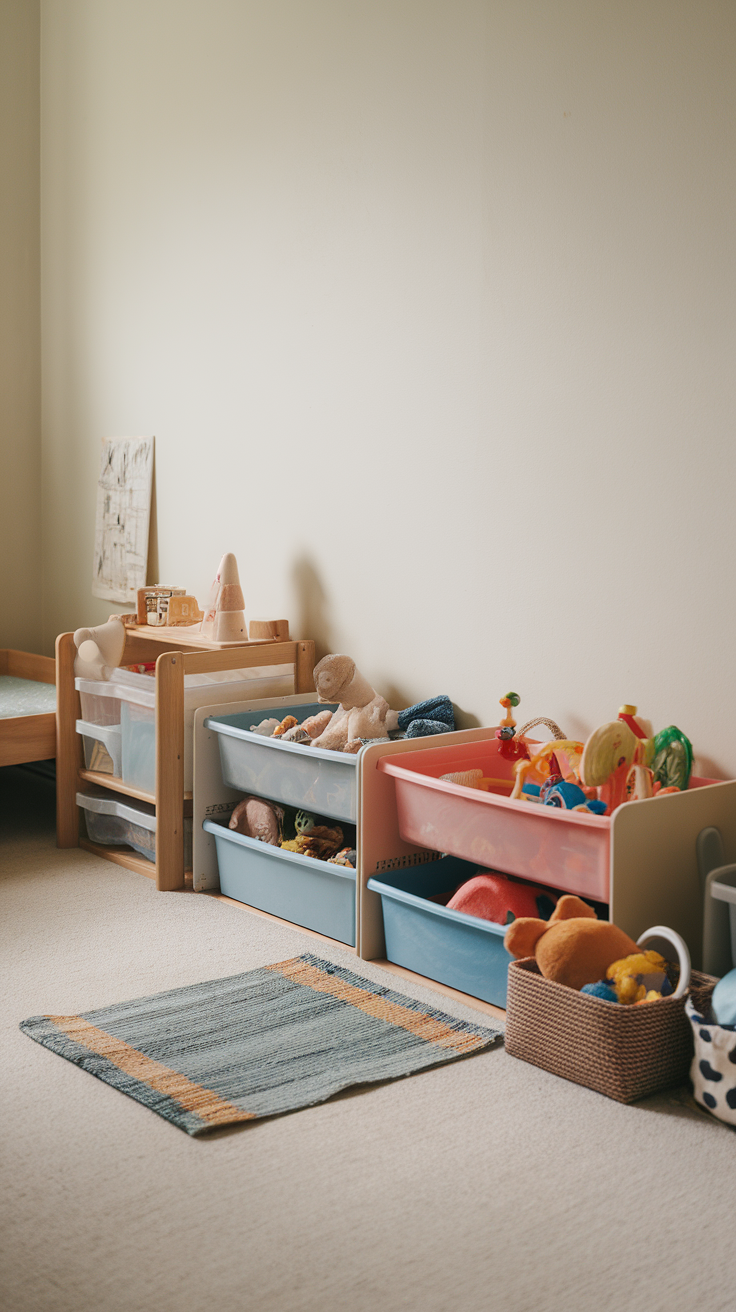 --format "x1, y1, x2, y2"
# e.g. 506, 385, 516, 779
204, 702, 357, 823
78, 789, 192, 866
76, 719, 123, 776
75, 677, 122, 725
76, 665, 294, 792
